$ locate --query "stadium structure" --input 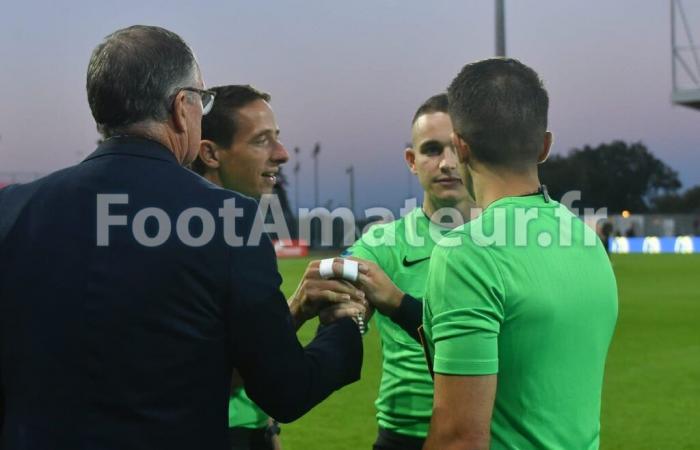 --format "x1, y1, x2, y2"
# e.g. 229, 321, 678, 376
671, 0, 700, 109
